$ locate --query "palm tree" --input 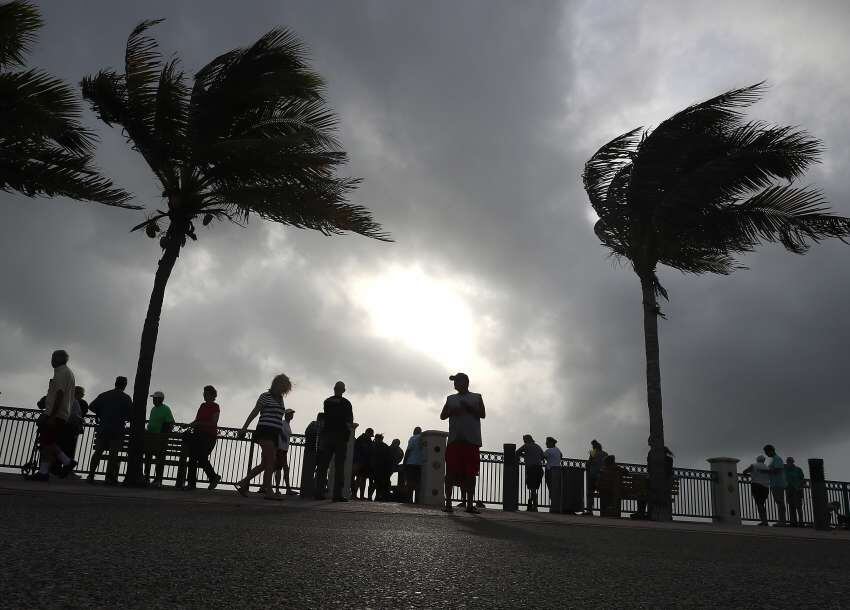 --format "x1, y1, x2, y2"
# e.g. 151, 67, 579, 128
81, 20, 390, 483
583, 83, 850, 520
0, 1, 131, 206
